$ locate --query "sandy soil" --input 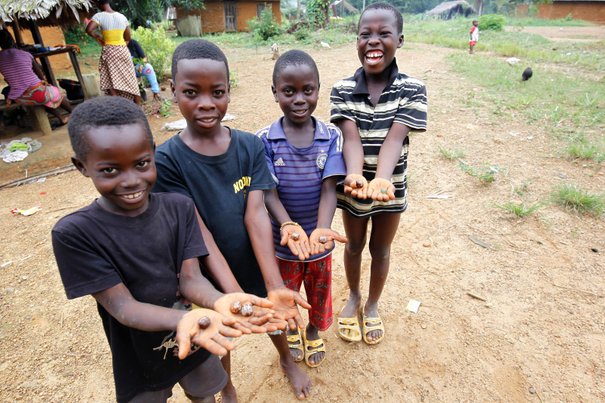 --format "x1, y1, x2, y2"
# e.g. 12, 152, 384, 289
0, 28, 603, 402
